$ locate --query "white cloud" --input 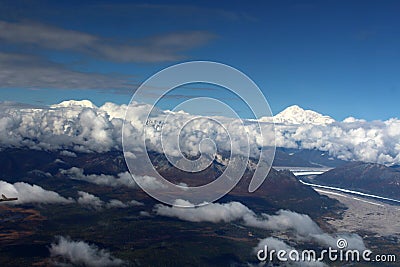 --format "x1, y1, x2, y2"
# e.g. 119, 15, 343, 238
77, 191, 104, 210
60, 167, 164, 190
105, 199, 143, 209
49, 236, 125, 267
59, 150, 77, 157
134, 175, 167, 190
155, 200, 366, 251
1, 100, 400, 165
139, 211, 152, 217
61, 167, 136, 188
310, 233, 366, 251
155, 200, 253, 223
254, 237, 327, 267
77, 191, 143, 210
0, 180, 74, 205
243, 209, 323, 237
0, 100, 121, 152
